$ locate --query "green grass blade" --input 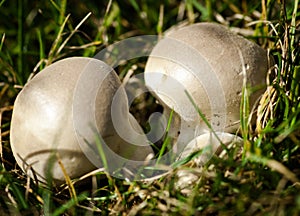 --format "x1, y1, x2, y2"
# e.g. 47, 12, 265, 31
247, 153, 299, 183
36, 29, 45, 71
204, 0, 212, 21
55, 12, 92, 57
156, 109, 174, 164
9, 182, 29, 209
43, 189, 52, 216
0, 0, 5, 7
48, 14, 70, 64
290, 0, 299, 52
50, 0, 67, 25
191, 0, 206, 15
52, 193, 87, 216
58, 0, 67, 25
184, 90, 228, 153
186, 0, 195, 23
17, 0, 24, 83
128, 0, 140, 12
94, 134, 109, 172
0, 168, 29, 210
240, 86, 250, 141
171, 149, 205, 168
